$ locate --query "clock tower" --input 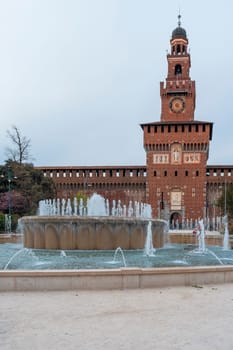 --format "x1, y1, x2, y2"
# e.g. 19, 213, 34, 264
141, 16, 213, 225
161, 15, 195, 123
